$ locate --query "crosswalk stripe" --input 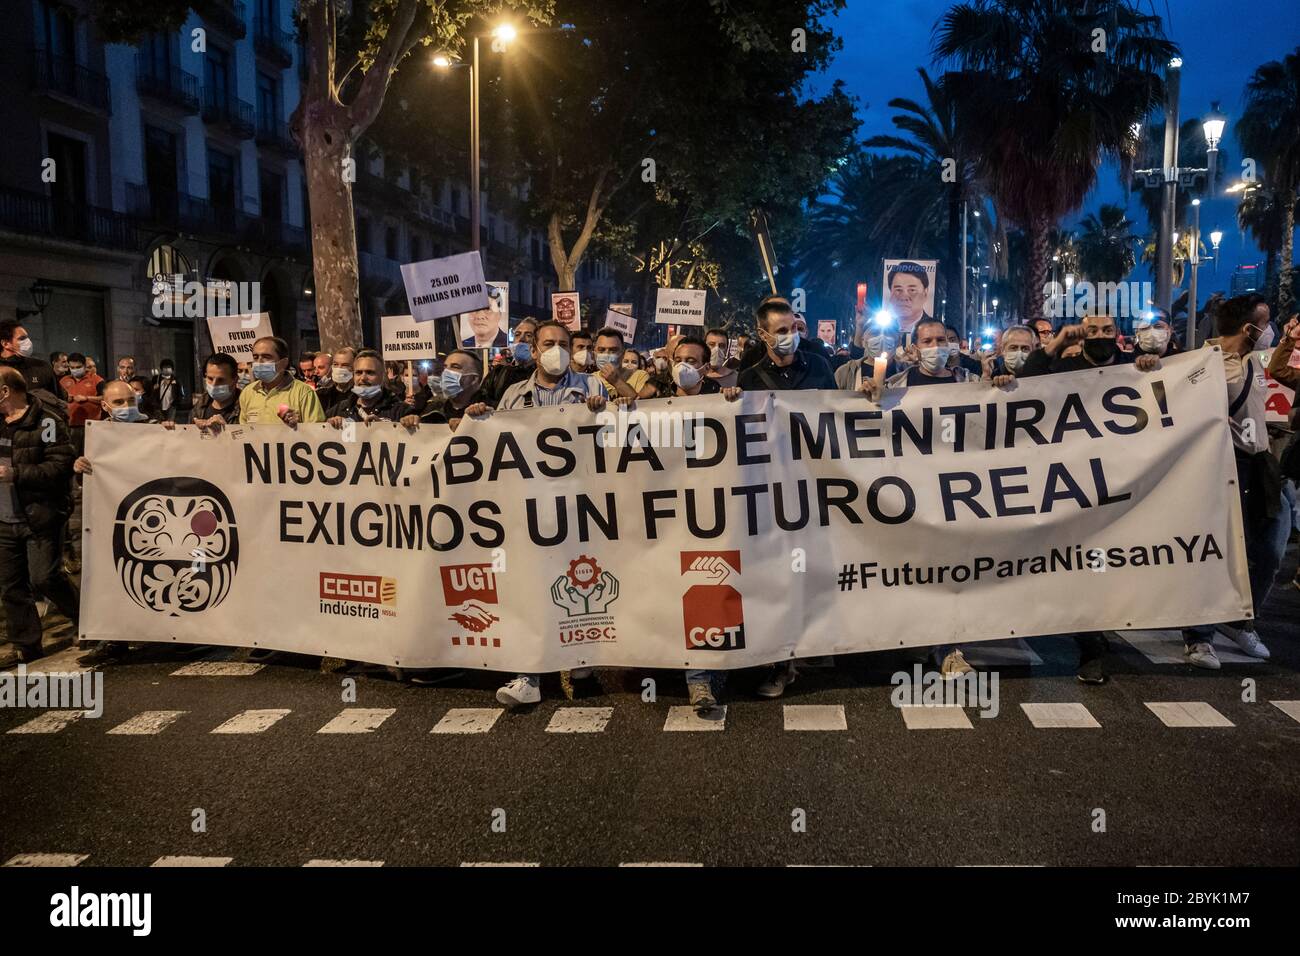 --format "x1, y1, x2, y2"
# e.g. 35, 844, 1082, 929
6, 710, 86, 734
303, 859, 385, 867
663, 705, 726, 732
545, 707, 613, 733
431, 708, 503, 735
2, 646, 90, 675
151, 856, 233, 867
783, 704, 847, 731
459, 861, 540, 867
316, 708, 395, 734
170, 661, 265, 677
1019, 702, 1100, 729
619, 862, 703, 867
107, 710, 186, 735
3, 853, 87, 867
1144, 702, 1235, 728
1271, 700, 1300, 724
900, 705, 973, 730
211, 709, 291, 734
1110, 629, 1262, 666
